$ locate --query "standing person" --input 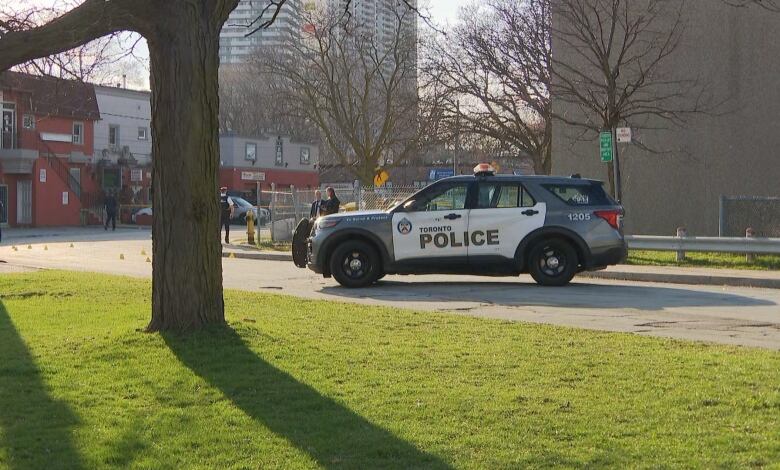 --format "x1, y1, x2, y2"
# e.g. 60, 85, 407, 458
104, 190, 118, 231
309, 189, 325, 219
219, 186, 235, 244
322, 186, 340, 215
